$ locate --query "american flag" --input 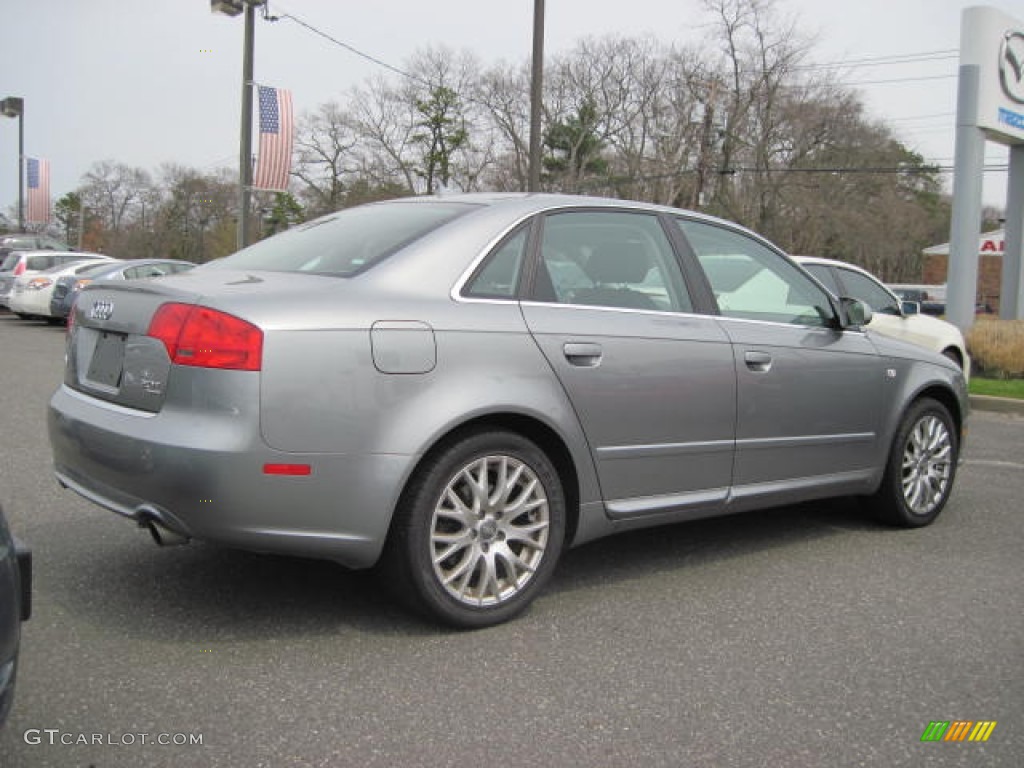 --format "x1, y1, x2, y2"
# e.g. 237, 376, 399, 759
253, 86, 294, 191
27, 157, 51, 223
